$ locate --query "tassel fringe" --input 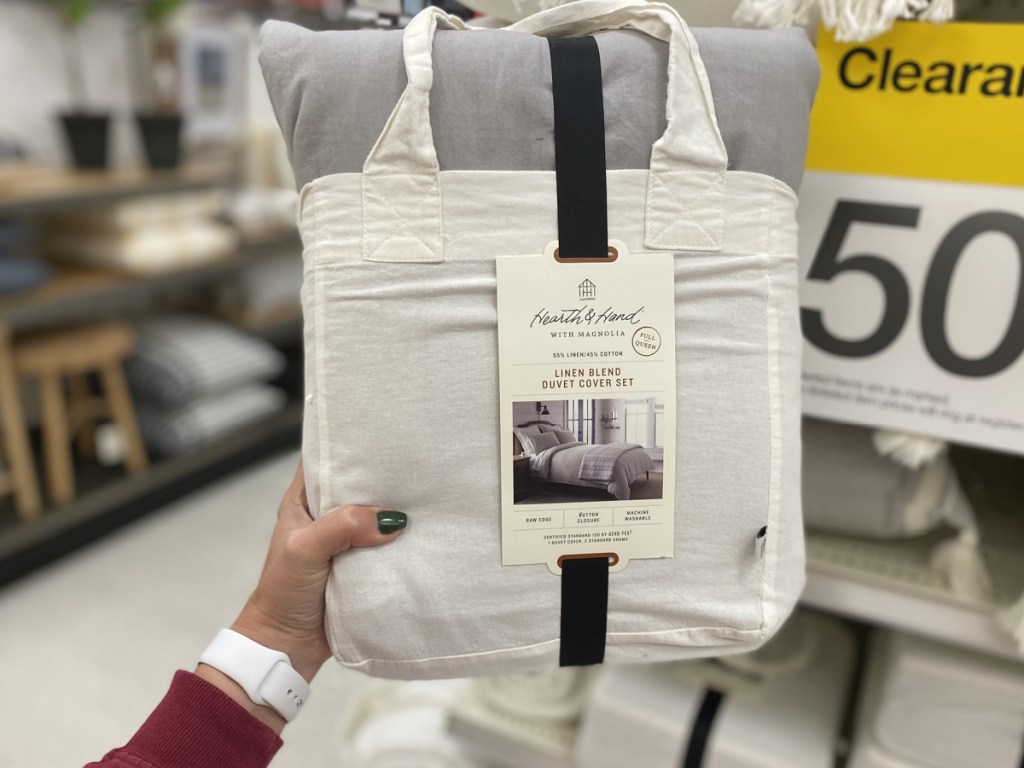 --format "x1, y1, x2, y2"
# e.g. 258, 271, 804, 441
733, 0, 820, 28
929, 528, 993, 603
733, 0, 956, 41
998, 592, 1024, 655
873, 429, 947, 470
